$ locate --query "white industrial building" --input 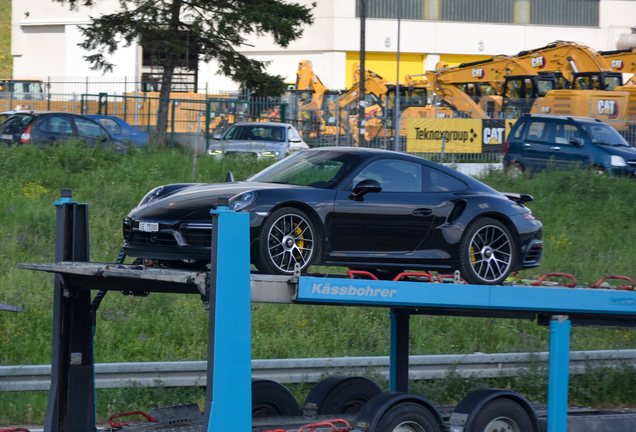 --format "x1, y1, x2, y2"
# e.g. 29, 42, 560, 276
10, 0, 636, 92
